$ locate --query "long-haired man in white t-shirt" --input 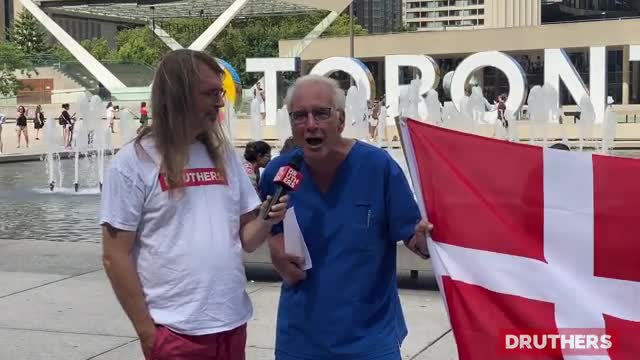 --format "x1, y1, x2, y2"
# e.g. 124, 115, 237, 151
100, 49, 289, 360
